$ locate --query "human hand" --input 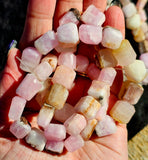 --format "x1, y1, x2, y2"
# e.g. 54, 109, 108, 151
0, 0, 128, 160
